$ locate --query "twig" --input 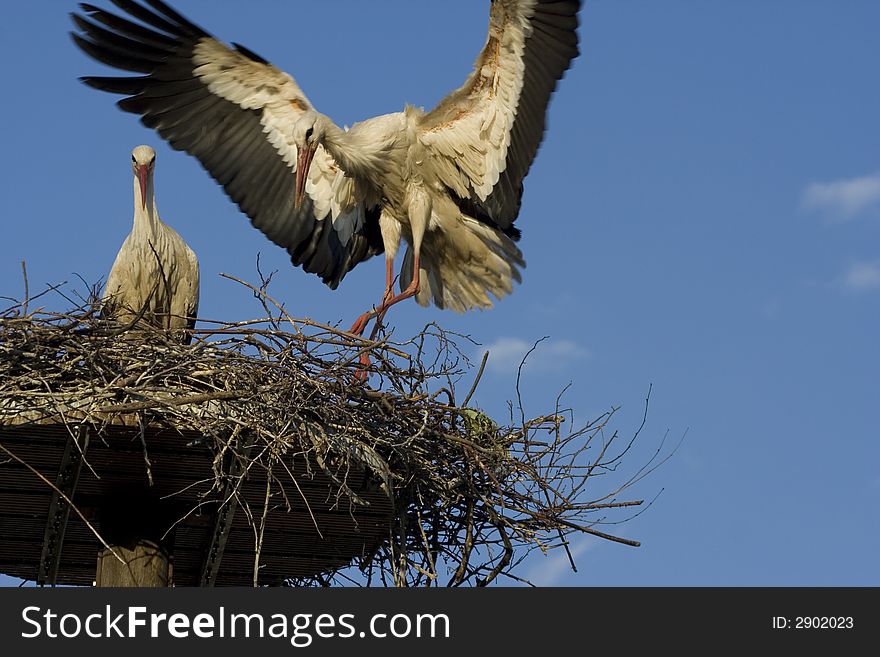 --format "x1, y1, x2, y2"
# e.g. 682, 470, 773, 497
21, 261, 29, 317
97, 389, 249, 413
462, 350, 489, 407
